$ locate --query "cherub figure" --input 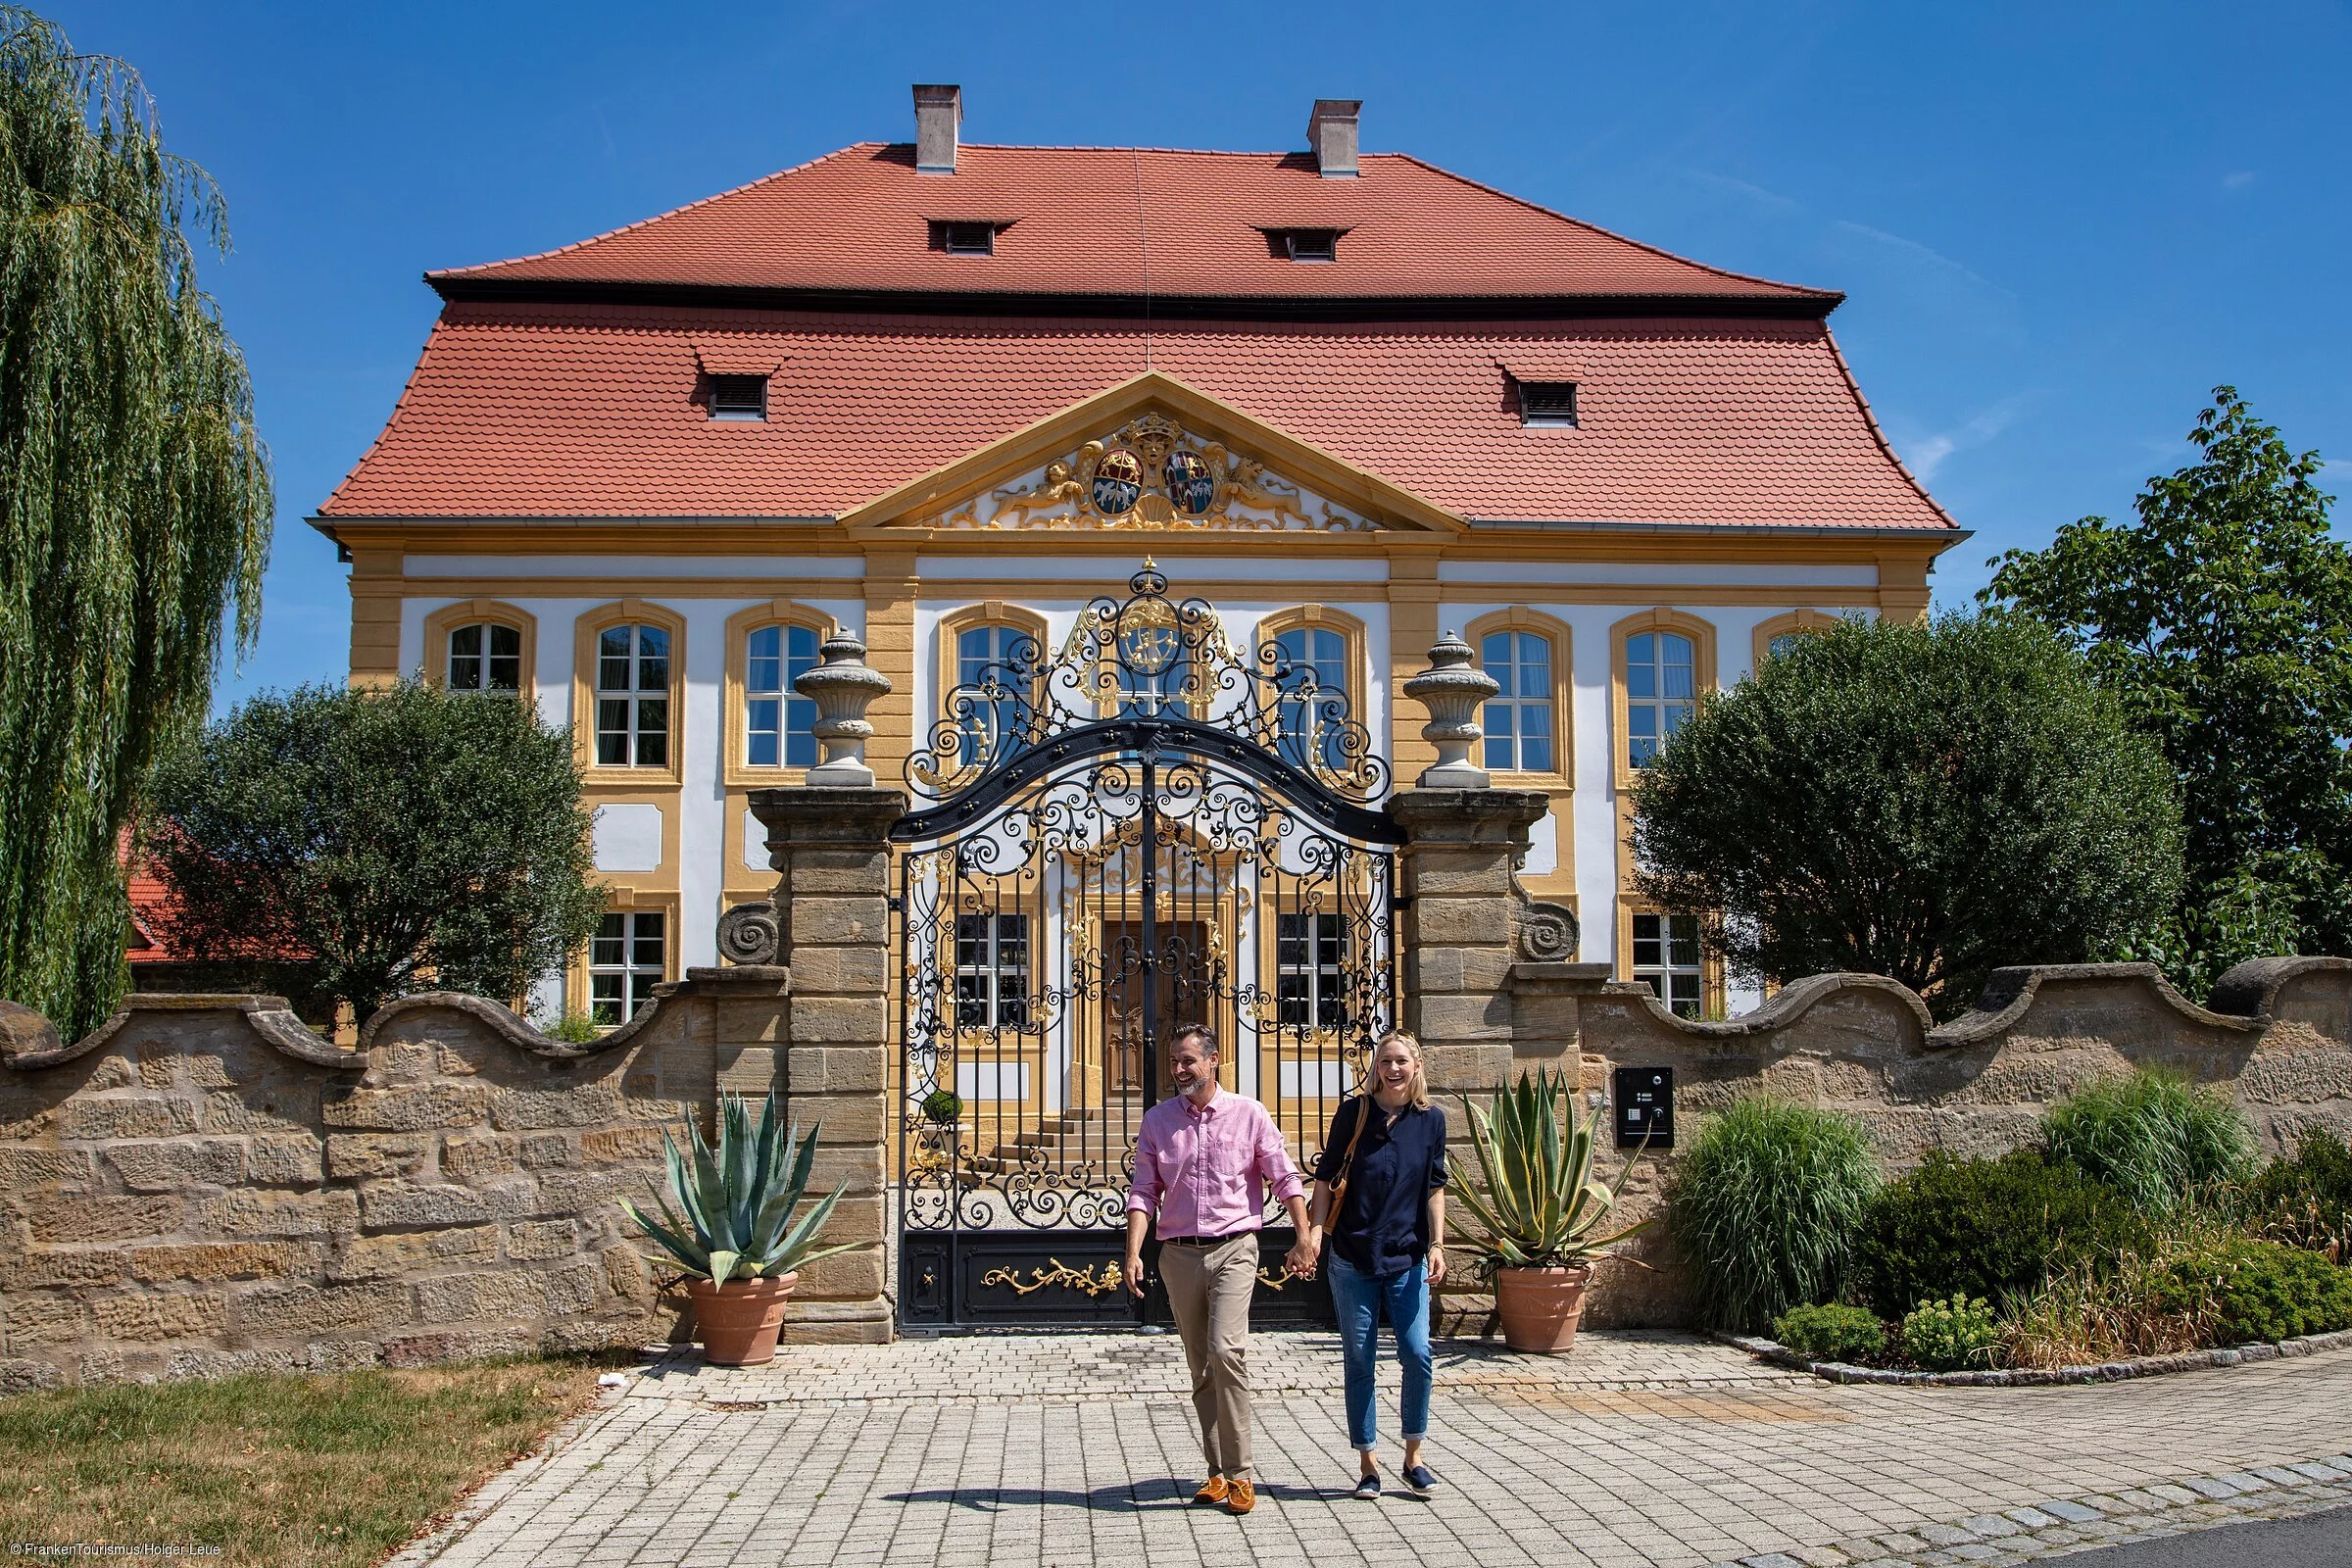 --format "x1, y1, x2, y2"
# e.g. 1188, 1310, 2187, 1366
989, 457, 1089, 528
